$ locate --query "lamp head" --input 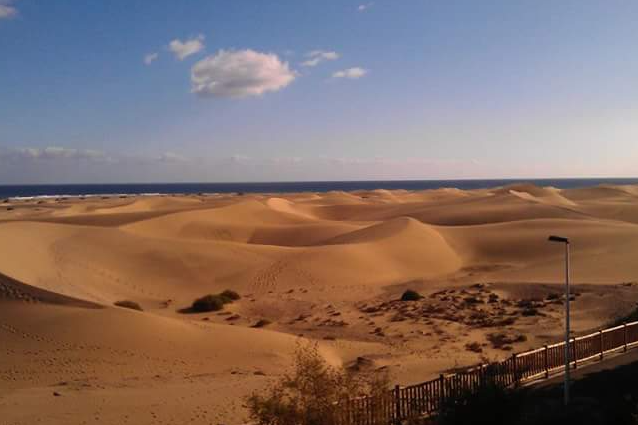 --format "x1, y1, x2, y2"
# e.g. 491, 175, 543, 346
548, 235, 570, 244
